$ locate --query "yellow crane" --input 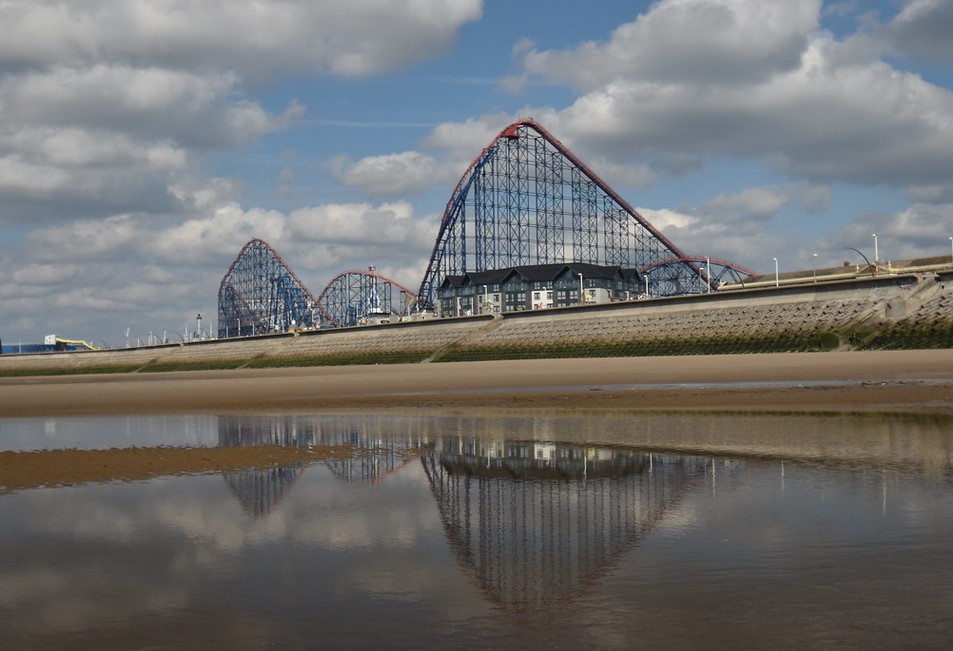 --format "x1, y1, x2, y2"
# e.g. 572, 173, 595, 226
45, 335, 98, 351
